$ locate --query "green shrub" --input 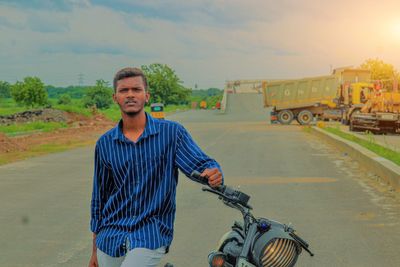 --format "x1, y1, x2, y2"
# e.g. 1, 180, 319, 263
57, 94, 72, 105
83, 80, 113, 109
11, 77, 48, 107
